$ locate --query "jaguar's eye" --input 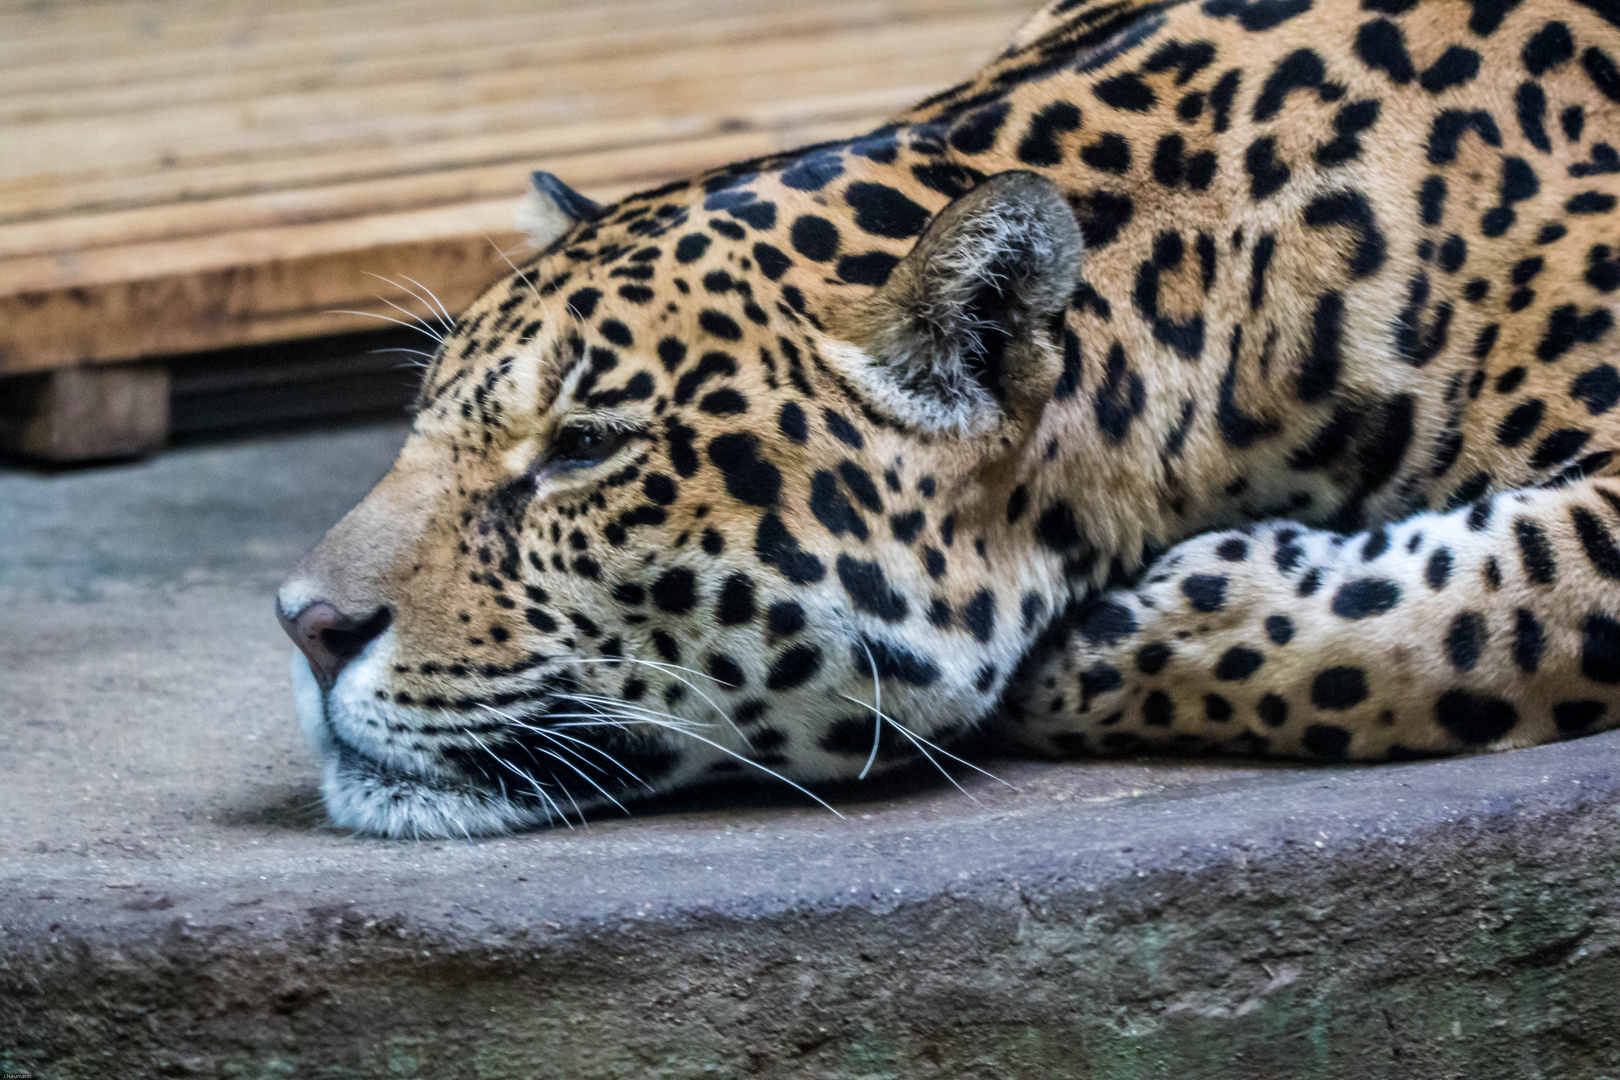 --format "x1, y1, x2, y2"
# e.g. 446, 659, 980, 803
549, 423, 630, 470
